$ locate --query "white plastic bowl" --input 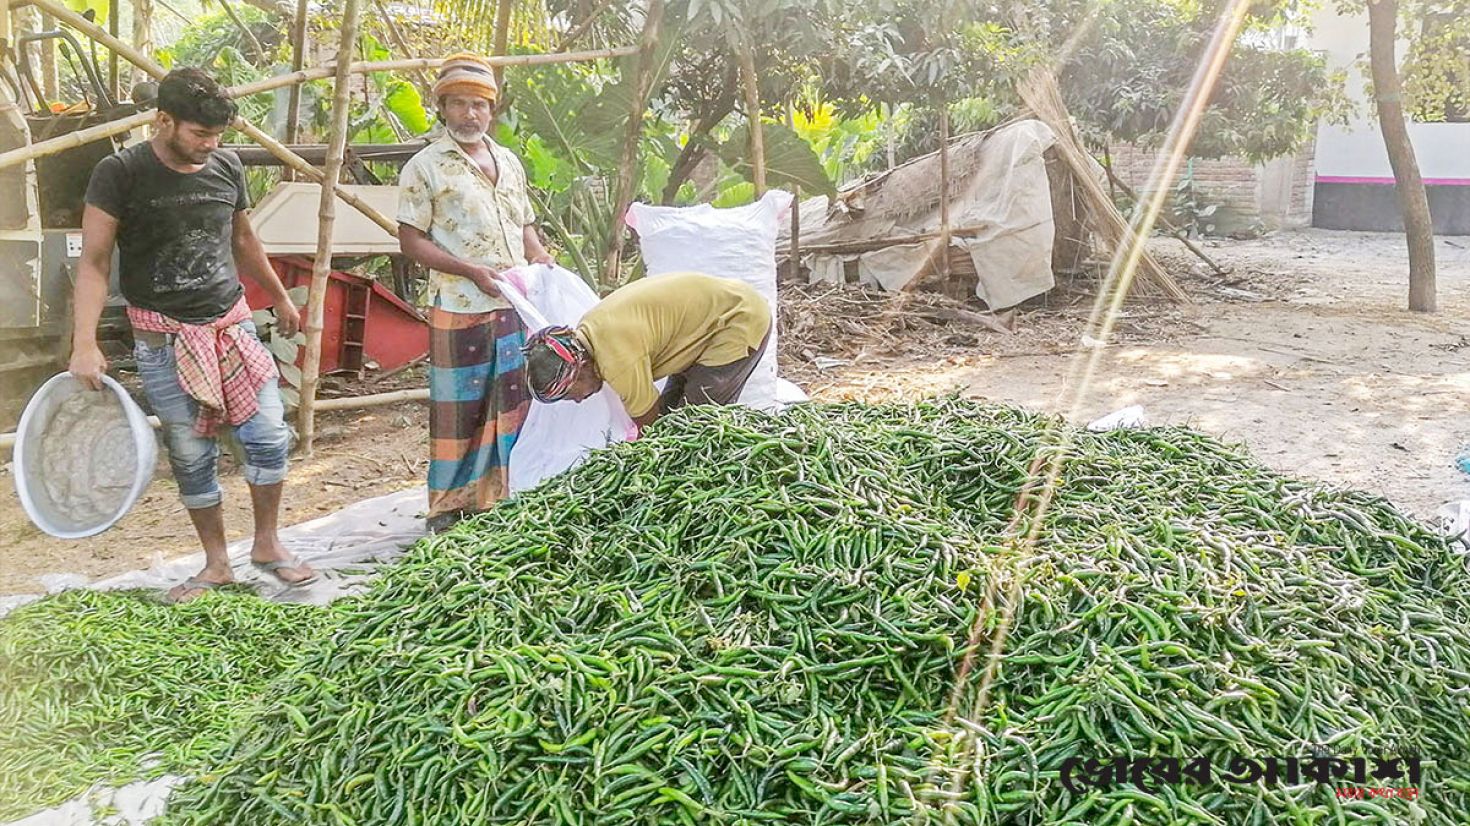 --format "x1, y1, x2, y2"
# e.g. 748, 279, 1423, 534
13, 373, 157, 539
